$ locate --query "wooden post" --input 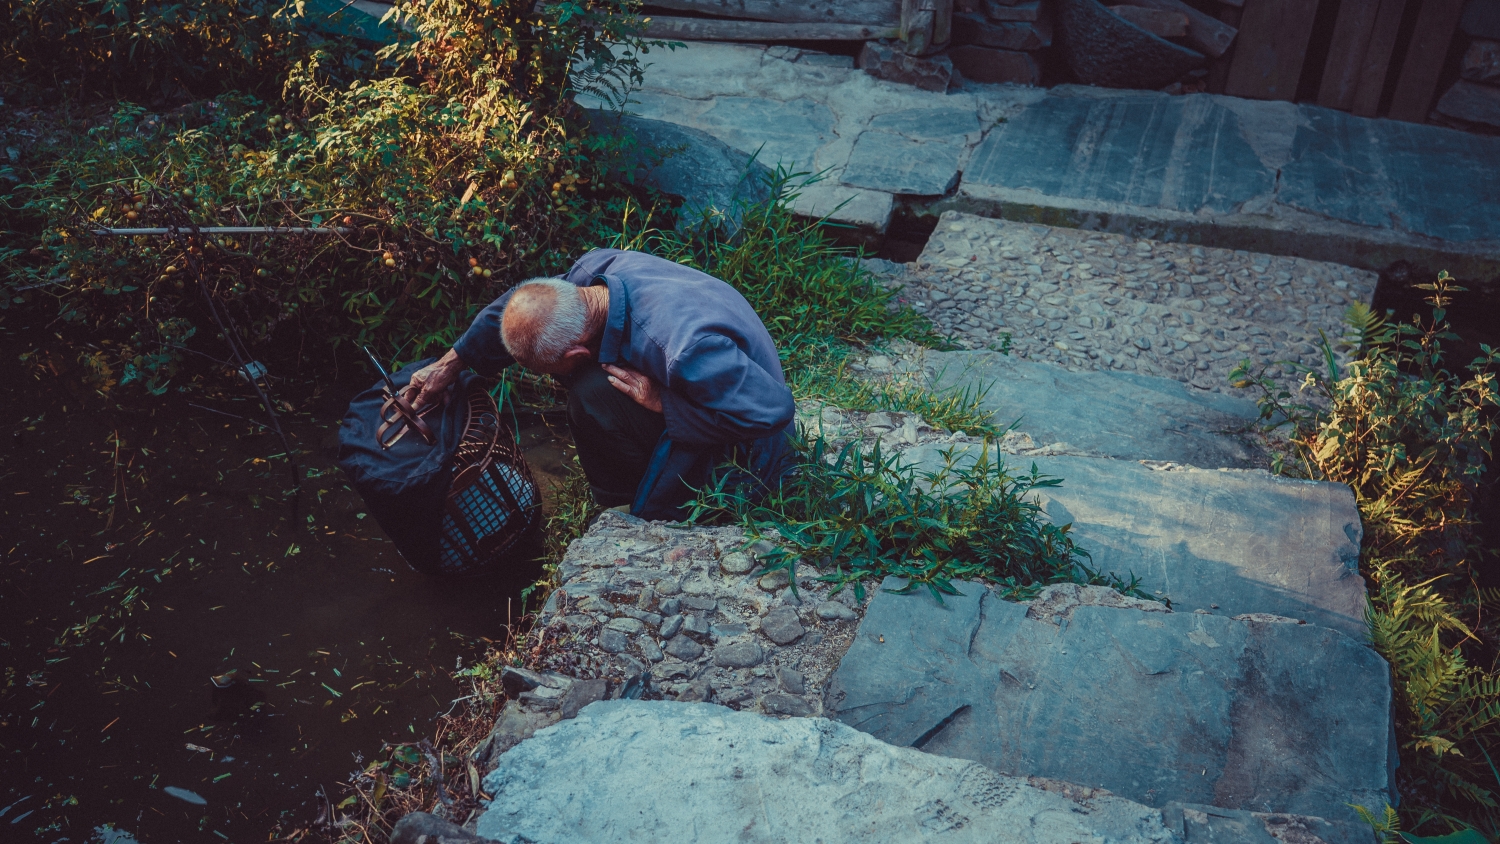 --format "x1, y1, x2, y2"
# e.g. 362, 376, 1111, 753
902, 0, 952, 55
1387, 0, 1466, 122
1224, 0, 1322, 101
1350, 0, 1408, 117
1317, 0, 1382, 111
